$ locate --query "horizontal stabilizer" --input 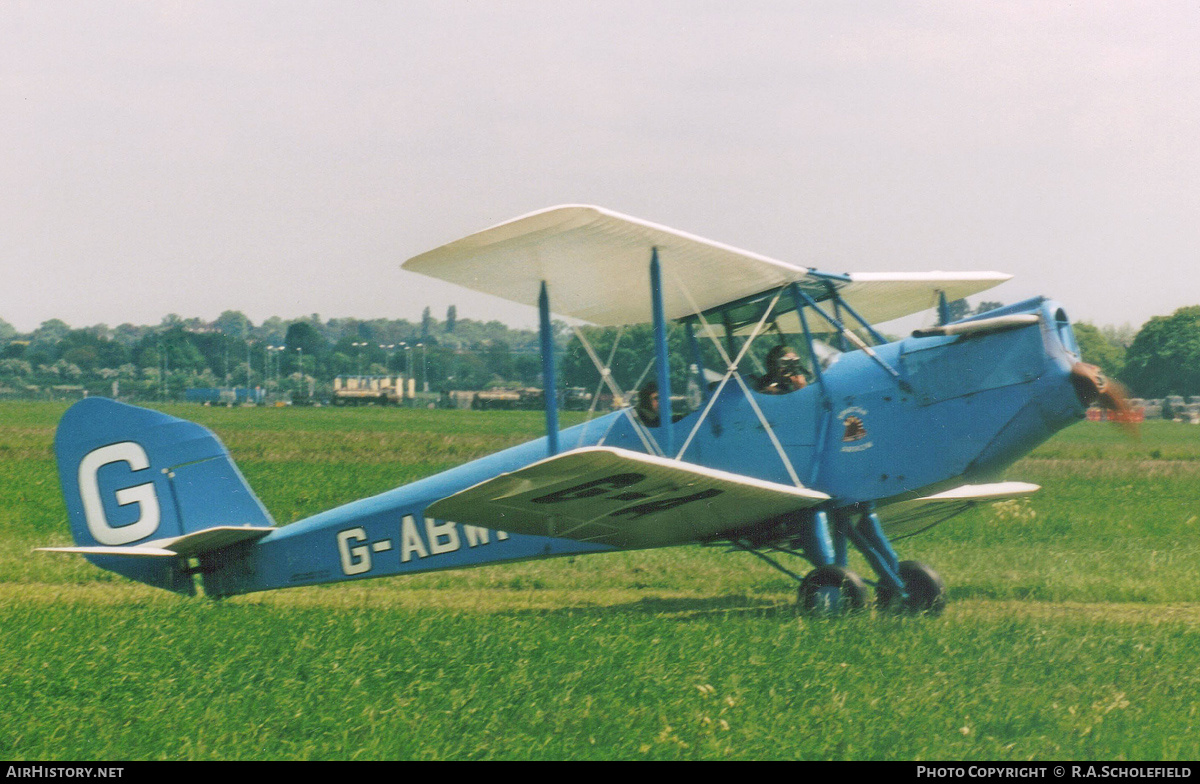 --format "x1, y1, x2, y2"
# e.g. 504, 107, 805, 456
39, 545, 178, 558
38, 525, 274, 559
877, 482, 1040, 539
426, 446, 829, 549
